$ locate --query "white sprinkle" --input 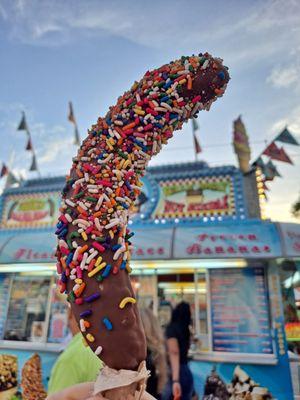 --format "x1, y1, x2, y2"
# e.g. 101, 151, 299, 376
114, 120, 123, 126
94, 218, 102, 232
70, 275, 76, 280
105, 219, 120, 229
80, 252, 88, 269
84, 172, 89, 182
65, 213, 72, 223
86, 250, 98, 264
95, 346, 102, 355
65, 199, 75, 207
73, 247, 81, 262
73, 283, 80, 292
202, 59, 210, 69
73, 219, 89, 227
72, 241, 78, 249
80, 319, 86, 332
95, 195, 104, 211
113, 245, 126, 261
